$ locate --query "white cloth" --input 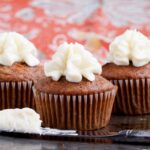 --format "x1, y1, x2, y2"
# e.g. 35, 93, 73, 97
0, 108, 42, 133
